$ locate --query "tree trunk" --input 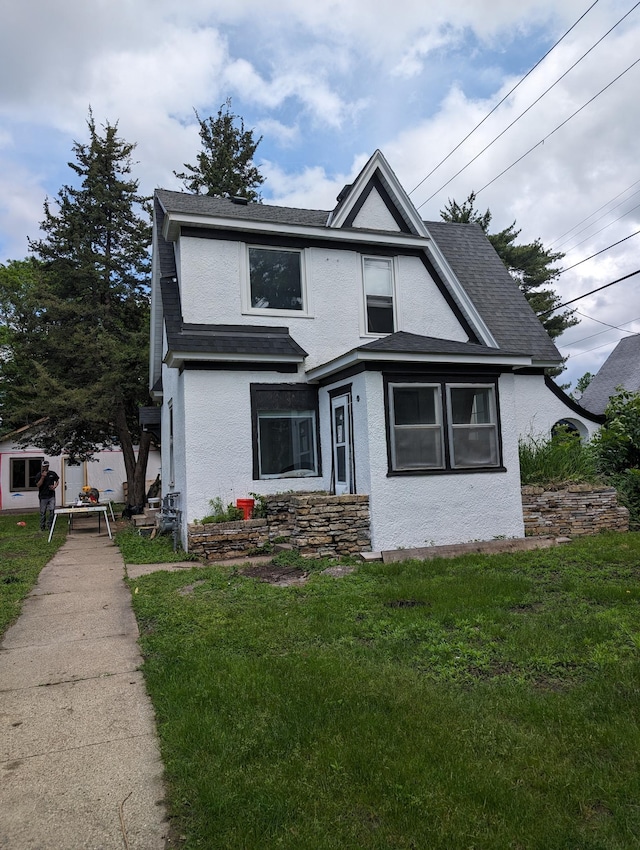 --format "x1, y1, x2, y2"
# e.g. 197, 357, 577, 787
114, 401, 153, 506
